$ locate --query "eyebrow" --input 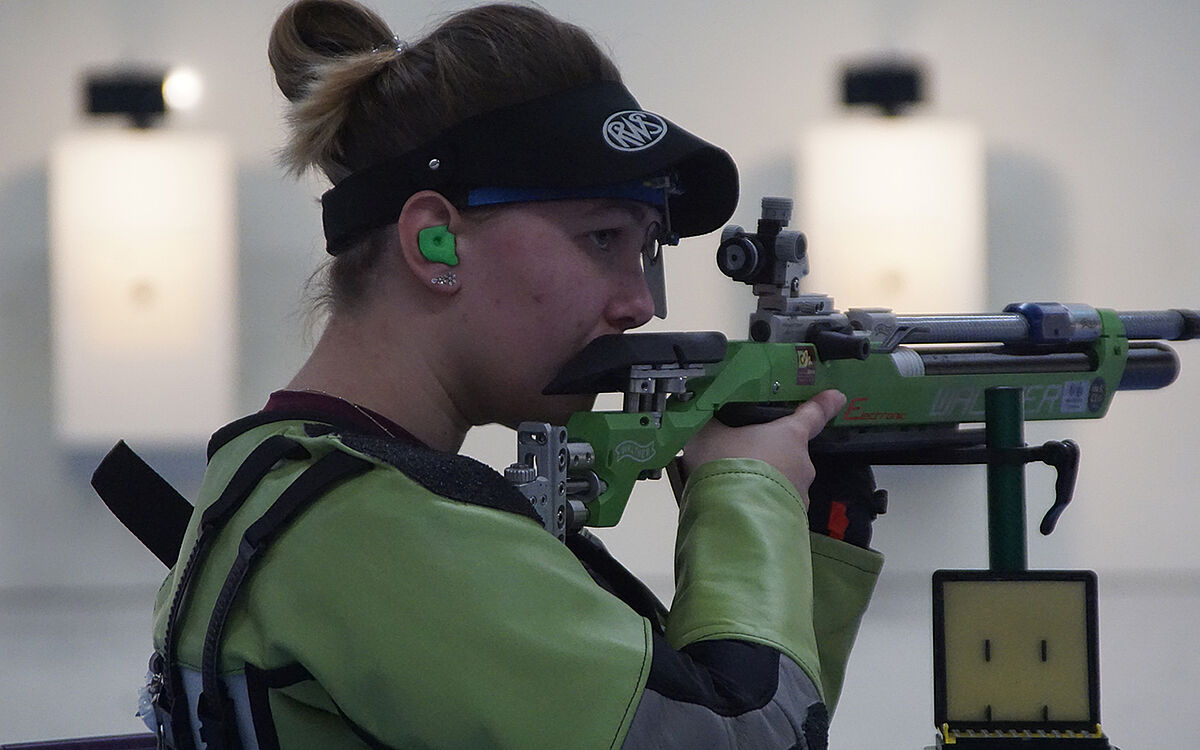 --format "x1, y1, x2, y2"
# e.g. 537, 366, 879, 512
581, 199, 662, 224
